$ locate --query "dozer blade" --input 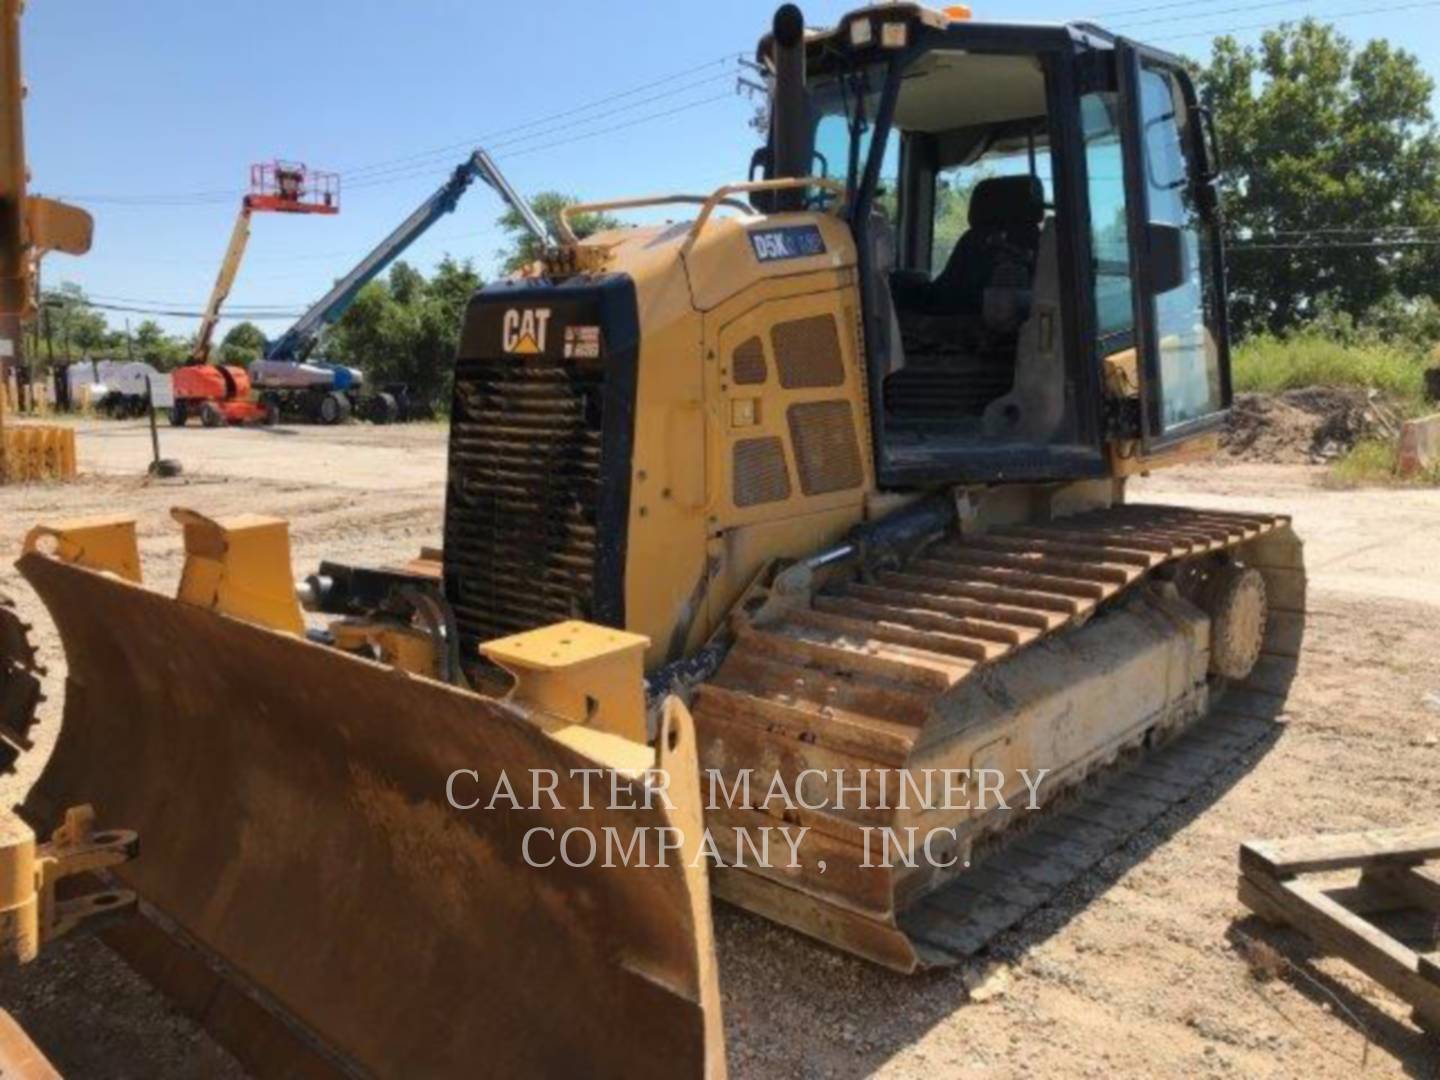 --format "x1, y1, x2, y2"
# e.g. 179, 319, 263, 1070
17, 549, 723, 1079
693, 503, 1306, 972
